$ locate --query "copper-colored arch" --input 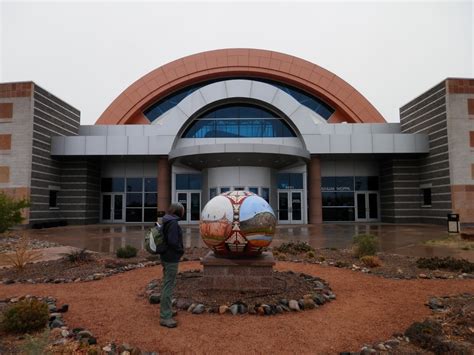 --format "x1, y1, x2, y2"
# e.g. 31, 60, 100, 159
96, 49, 386, 125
